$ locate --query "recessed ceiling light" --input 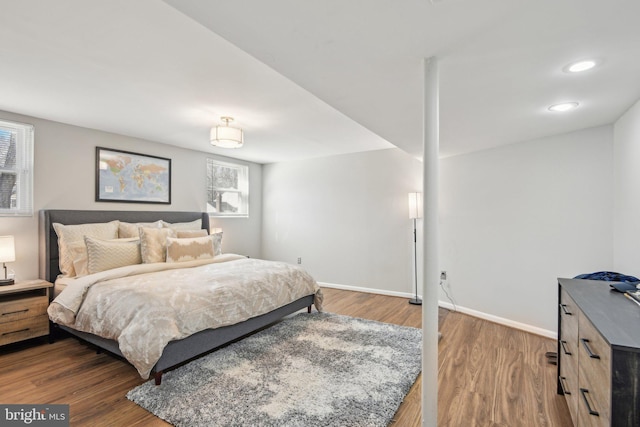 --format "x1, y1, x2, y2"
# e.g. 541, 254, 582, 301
548, 102, 579, 112
564, 60, 596, 73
